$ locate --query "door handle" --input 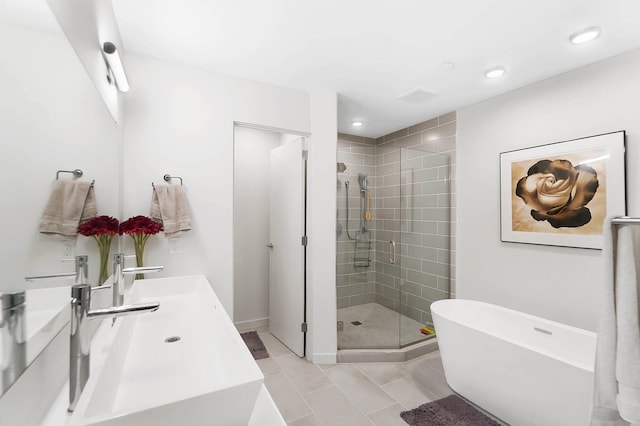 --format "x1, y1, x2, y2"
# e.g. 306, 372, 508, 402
389, 241, 396, 264
266, 243, 274, 248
